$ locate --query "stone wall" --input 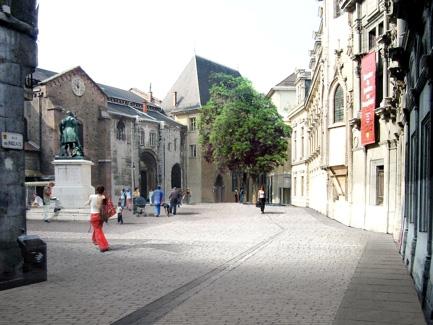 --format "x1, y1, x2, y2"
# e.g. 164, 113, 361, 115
0, 0, 38, 288
31, 69, 111, 192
